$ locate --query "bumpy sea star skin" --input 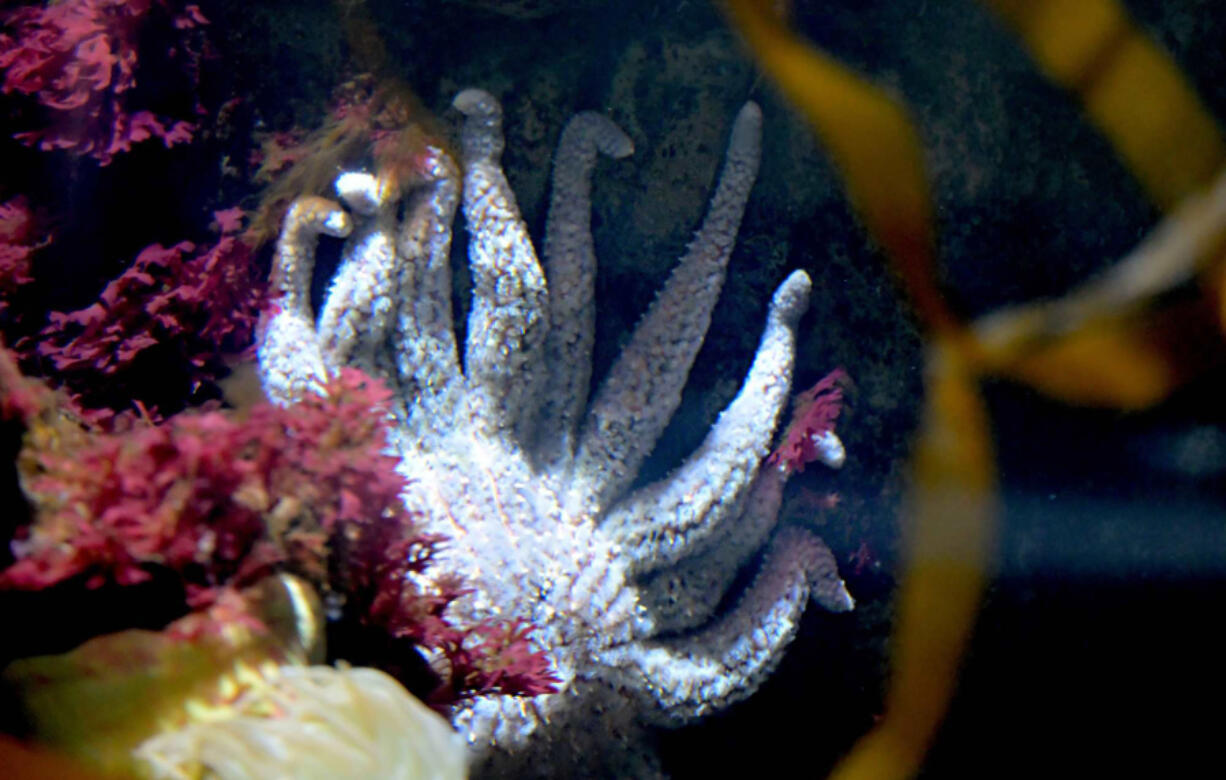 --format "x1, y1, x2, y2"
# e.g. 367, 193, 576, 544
257, 88, 853, 776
